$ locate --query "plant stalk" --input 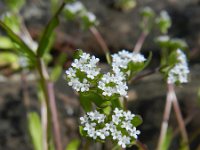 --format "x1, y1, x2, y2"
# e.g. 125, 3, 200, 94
37, 58, 63, 150
156, 84, 173, 150
172, 89, 189, 149
90, 26, 111, 64
133, 31, 148, 53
